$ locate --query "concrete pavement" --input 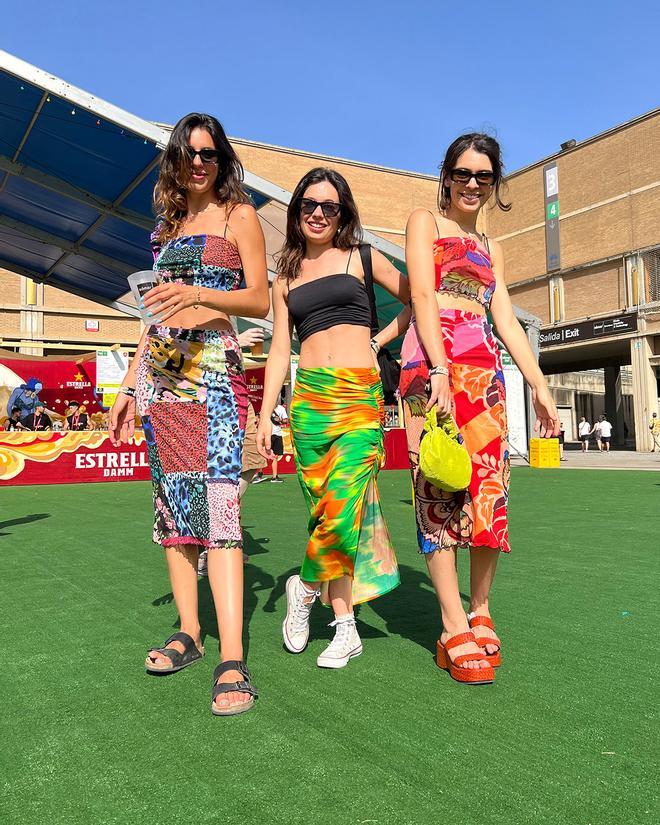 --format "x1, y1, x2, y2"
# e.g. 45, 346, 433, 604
511, 446, 660, 471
